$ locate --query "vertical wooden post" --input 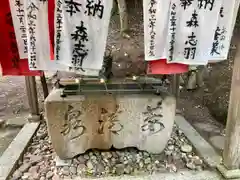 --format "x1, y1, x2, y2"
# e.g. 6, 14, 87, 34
40, 72, 49, 99
223, 37, 240, 170
25, 76, 41, 122
25, 76, 34, 115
